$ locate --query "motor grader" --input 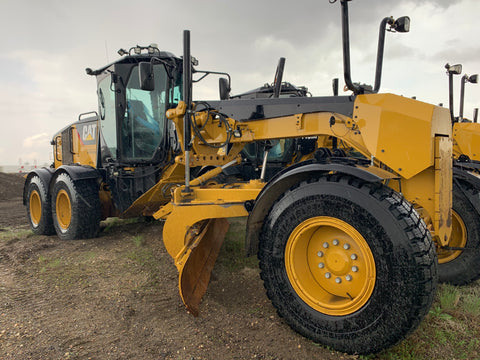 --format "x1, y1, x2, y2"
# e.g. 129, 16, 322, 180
24, 0, 453, 355
433, 63, 480, 286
